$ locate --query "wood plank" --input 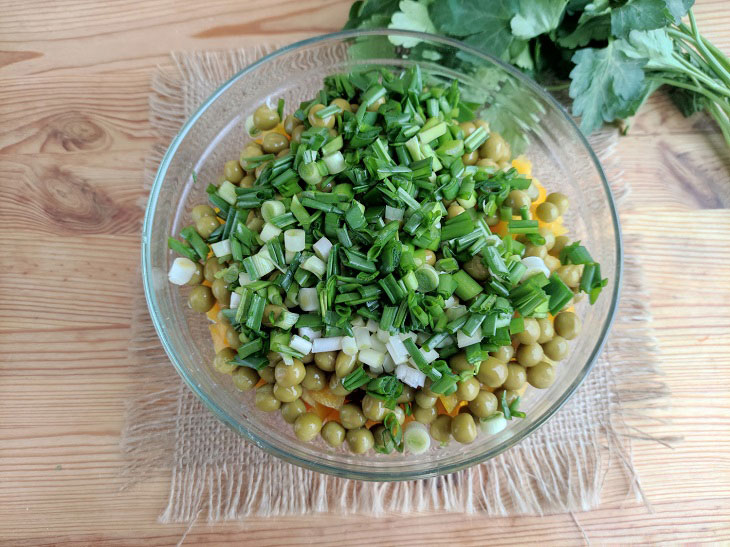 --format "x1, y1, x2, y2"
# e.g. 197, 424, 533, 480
0, 73, 155, 154
0, 0, 352, 77
0, 154, 147, 235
